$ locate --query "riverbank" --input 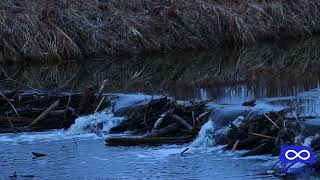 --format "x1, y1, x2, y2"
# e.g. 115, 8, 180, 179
1, 0, 320, 62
